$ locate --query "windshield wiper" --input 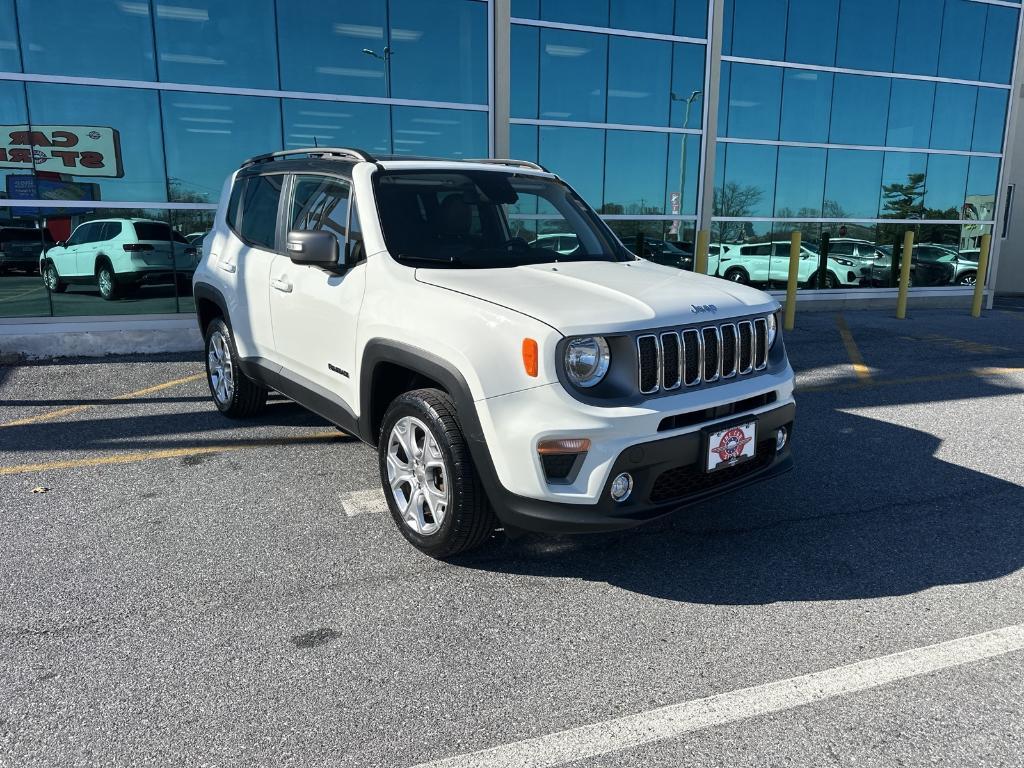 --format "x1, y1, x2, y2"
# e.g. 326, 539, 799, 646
395, 253, 462, 266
